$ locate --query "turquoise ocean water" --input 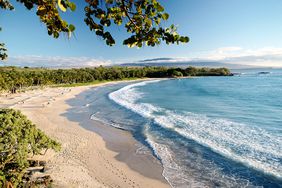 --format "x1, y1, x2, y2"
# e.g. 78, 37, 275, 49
86, 69, 282, 187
